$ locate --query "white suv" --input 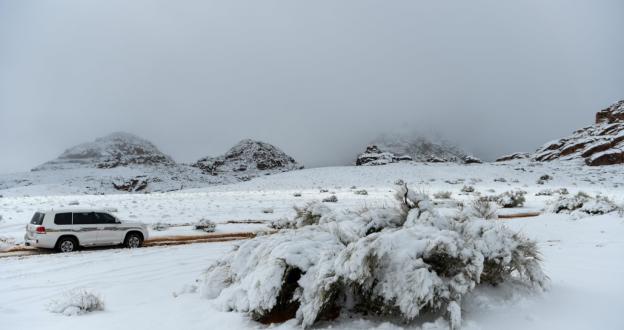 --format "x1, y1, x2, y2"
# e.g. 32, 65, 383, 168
24, 209, 149, 253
